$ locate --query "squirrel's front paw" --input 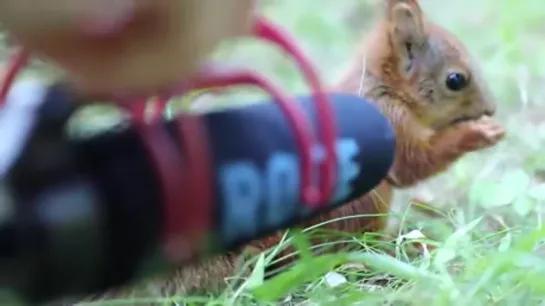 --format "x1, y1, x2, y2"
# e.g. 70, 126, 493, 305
455, 116, 506, 152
